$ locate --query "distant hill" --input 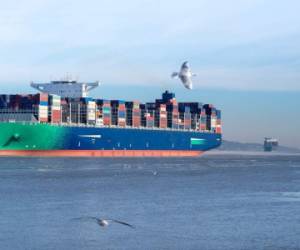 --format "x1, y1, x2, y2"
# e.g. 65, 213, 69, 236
218, 140, 300, 153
